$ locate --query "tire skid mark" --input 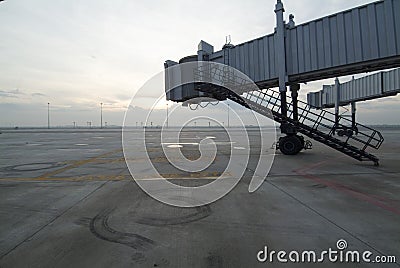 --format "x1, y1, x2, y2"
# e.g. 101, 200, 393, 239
90, 209, 155, 251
